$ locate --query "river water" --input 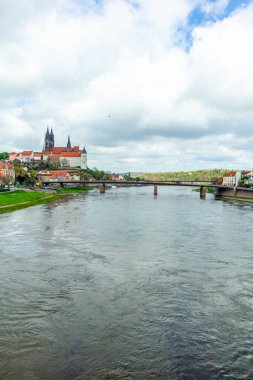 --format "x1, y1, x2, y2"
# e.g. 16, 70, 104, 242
1, 187, 253, 380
